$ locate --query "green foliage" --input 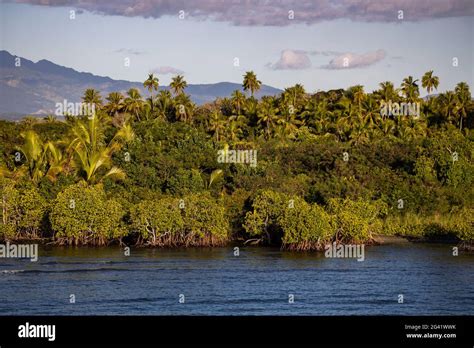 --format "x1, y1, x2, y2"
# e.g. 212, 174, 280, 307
328, 198, 387, 243
130, 194, 228, 246
182, 193, 229, 242
0, 71, 472, 249
130, 197, 183, 244
243, 190, 288, 240
165, 168, 205, 195
0, 178, 47, 240
279, 197, 331, 250
50, 182, 126, 245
